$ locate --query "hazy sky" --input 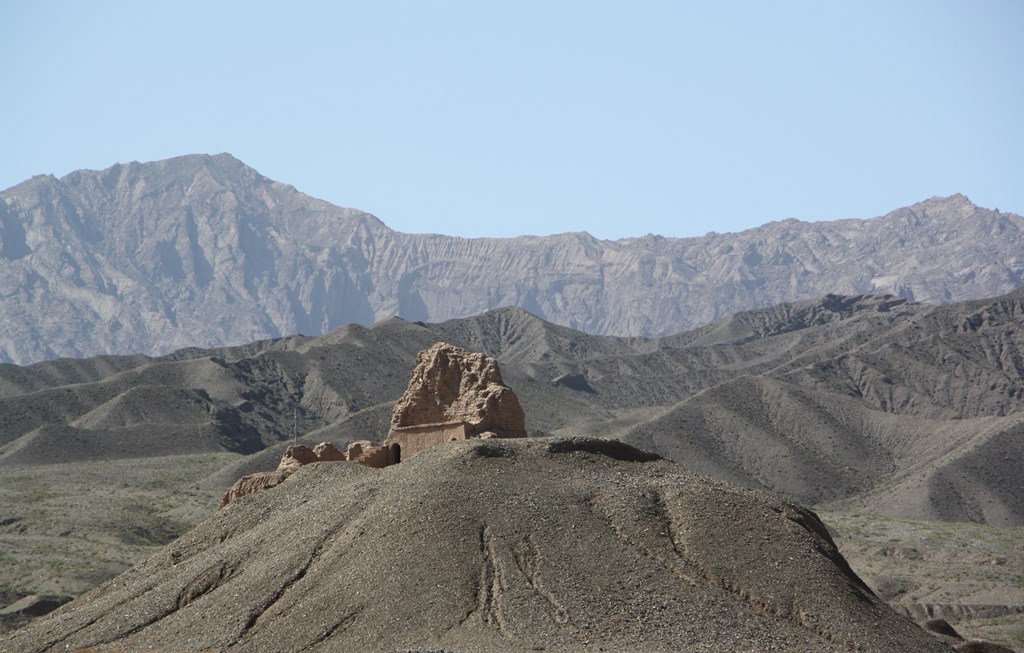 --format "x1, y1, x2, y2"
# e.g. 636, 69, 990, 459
2, 1, 1021, 239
